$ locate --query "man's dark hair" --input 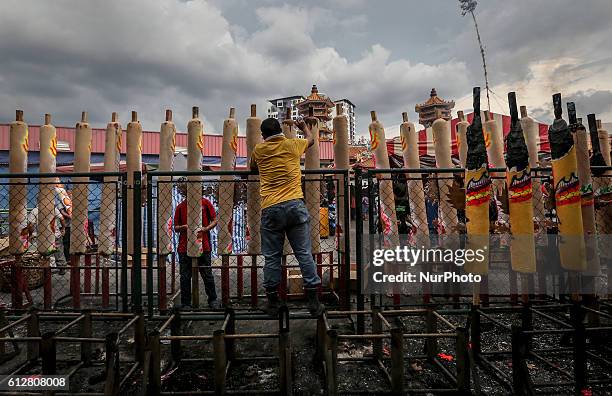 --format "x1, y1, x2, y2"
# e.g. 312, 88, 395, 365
261, 118, 282, 139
